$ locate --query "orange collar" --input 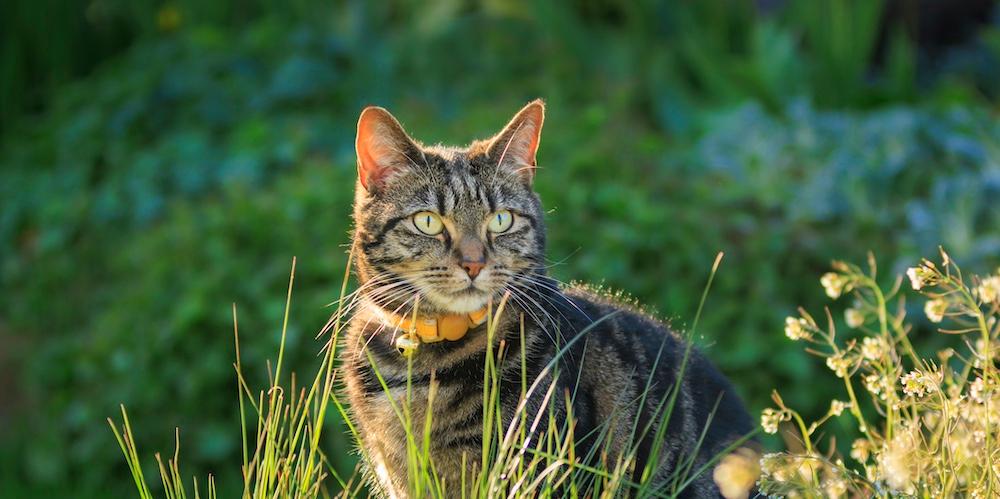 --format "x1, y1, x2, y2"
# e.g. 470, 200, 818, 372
389, 306, 489, 355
